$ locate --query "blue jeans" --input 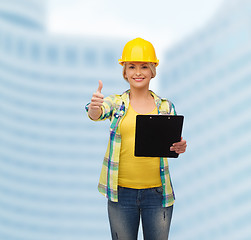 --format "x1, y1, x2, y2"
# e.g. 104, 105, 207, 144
108, 186, 173, 240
